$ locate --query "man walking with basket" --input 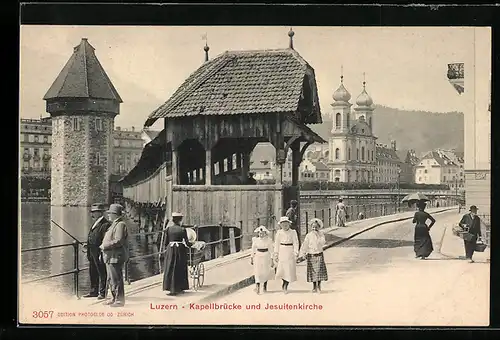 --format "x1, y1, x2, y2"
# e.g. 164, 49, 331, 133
458, 205, 485, 263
